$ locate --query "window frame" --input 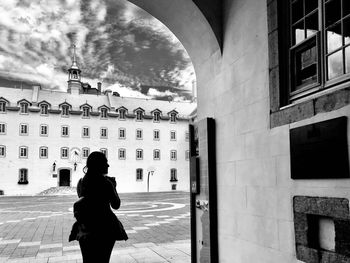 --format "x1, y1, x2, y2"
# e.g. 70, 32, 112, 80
0, 101, 6, 113
19, 102, 29, 114
82, 126, 90, 138
40, 103, 49, 116
82, 147, 90, 158
100, 127, 108, 139
153, 149, 160, 160
153, 112, 160, 122
100, 148, 108, 158
0, 145, 6, 157
39, 146, 48, 159
19, 123, 29, 136
118, 148, 126, 160
40, 124, 48, 137
19, 146, 28, 159
170, 113, 177, 123
82, 106, 90, 118
119, 109, 126, 120
170, 168, 178, 182
18, 168, 28, 184
136, 110, 143, 121
100, 108, 108, 119
136, 168, 143, 181
61, 147, 69, 159
153, 129, 160, 140
136, 129, 143, 140
185, 150, 190, 161
0, 123, 6, 135
136, 149, 143, 160
170, 130, 176, 141
119, 128, 126, 139
170, 150, 177, 161
61, 105, 70, 117
61, 125, 69, 137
